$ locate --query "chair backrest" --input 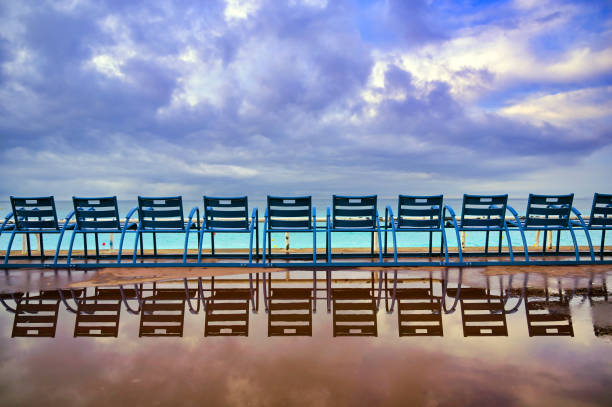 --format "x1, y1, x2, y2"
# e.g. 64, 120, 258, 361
589, 193, 612, 228
204, 196, 248, 229
267, 196, 312, 229
525, 194, 573, 228
460, 194, 508, 229
332, 195, 377, 229
137, 196, 185, 230
10, 196, 59, 230
397, 195, 443, 229
73, 196, 121, 231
